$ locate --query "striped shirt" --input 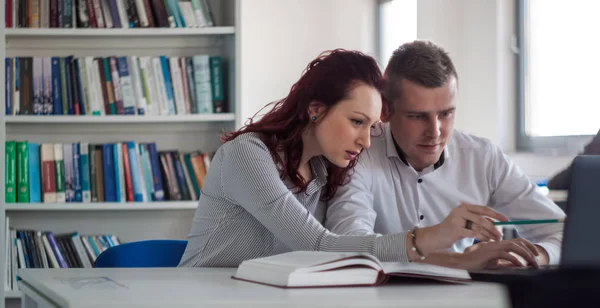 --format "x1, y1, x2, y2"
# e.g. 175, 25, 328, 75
178, 133, 410, 267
